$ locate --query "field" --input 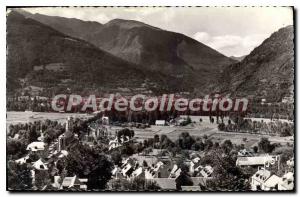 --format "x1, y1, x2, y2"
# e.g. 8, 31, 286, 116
7, 111, 94, 124
132, 116, 294, 148
7, 113, 293, 148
